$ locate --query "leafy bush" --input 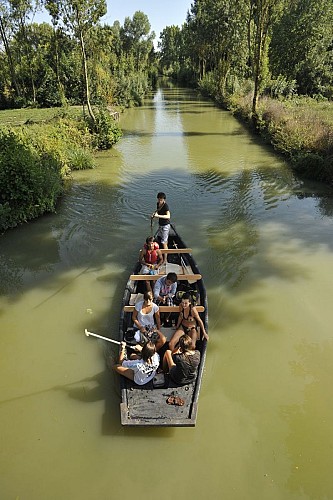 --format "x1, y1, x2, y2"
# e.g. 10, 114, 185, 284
86, 107, 122, 150
21, 116, 95, 172
66, 147, 95, 170
198, 73, 218, 98
0, 126, 64, 231
37, 69, 65, 108
266, 75, 297, 99
114, 72, 151, 107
